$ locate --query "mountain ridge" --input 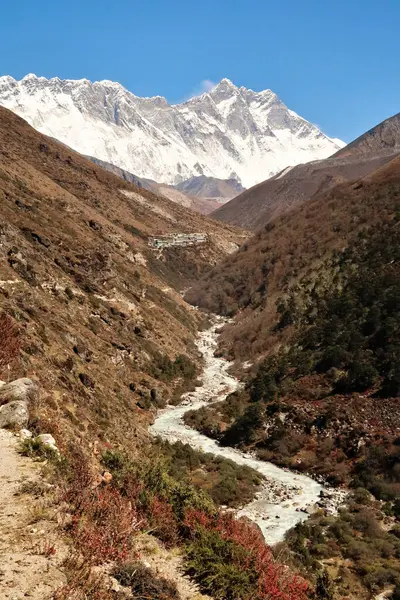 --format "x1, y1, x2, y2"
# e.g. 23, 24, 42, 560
0, 74, 344, 189
212, 112, 400, 230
